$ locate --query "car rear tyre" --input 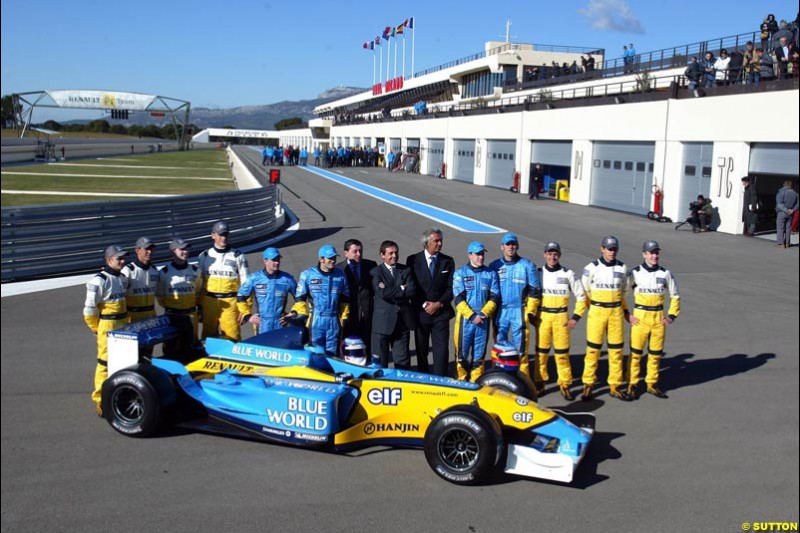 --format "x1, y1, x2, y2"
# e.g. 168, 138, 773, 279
424, 406, 503, 485
101, 364, 175, 438
477, 368, 537, 400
